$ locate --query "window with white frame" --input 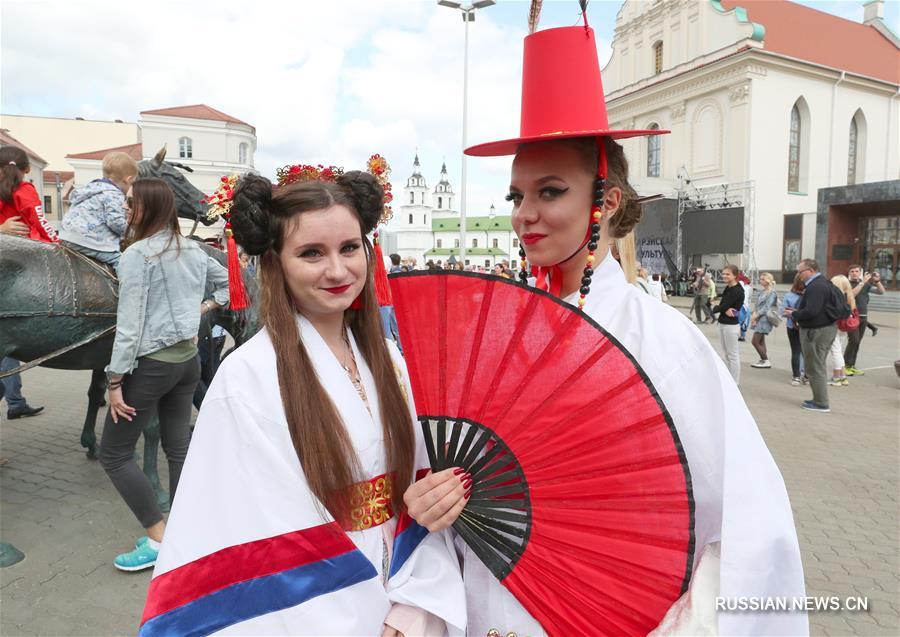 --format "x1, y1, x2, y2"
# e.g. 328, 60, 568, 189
238, 143, 248, 164
492, 238, 499, 248
653, 41, 663, 75
788, 104, 801, 192
437, 239, 443, 248
647, 124, 661, 177
179, 137, 193, 159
